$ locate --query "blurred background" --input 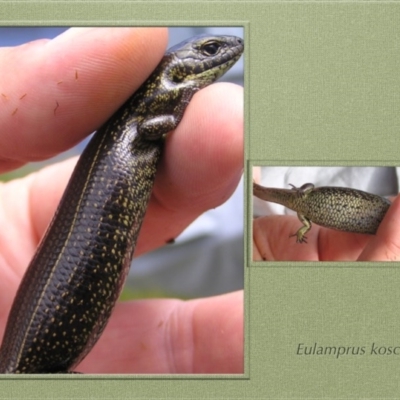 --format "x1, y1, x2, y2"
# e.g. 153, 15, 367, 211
0, 27, 244, 300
